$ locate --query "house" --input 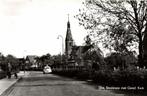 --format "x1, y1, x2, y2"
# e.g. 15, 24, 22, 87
25, 55, 38, 68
